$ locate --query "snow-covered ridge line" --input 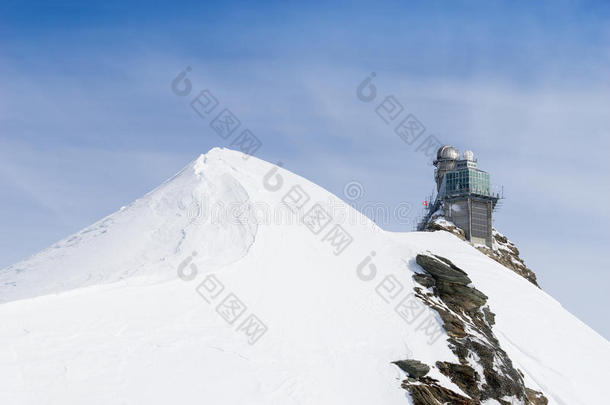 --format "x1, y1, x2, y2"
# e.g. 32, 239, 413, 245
423, 213, 540, 286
